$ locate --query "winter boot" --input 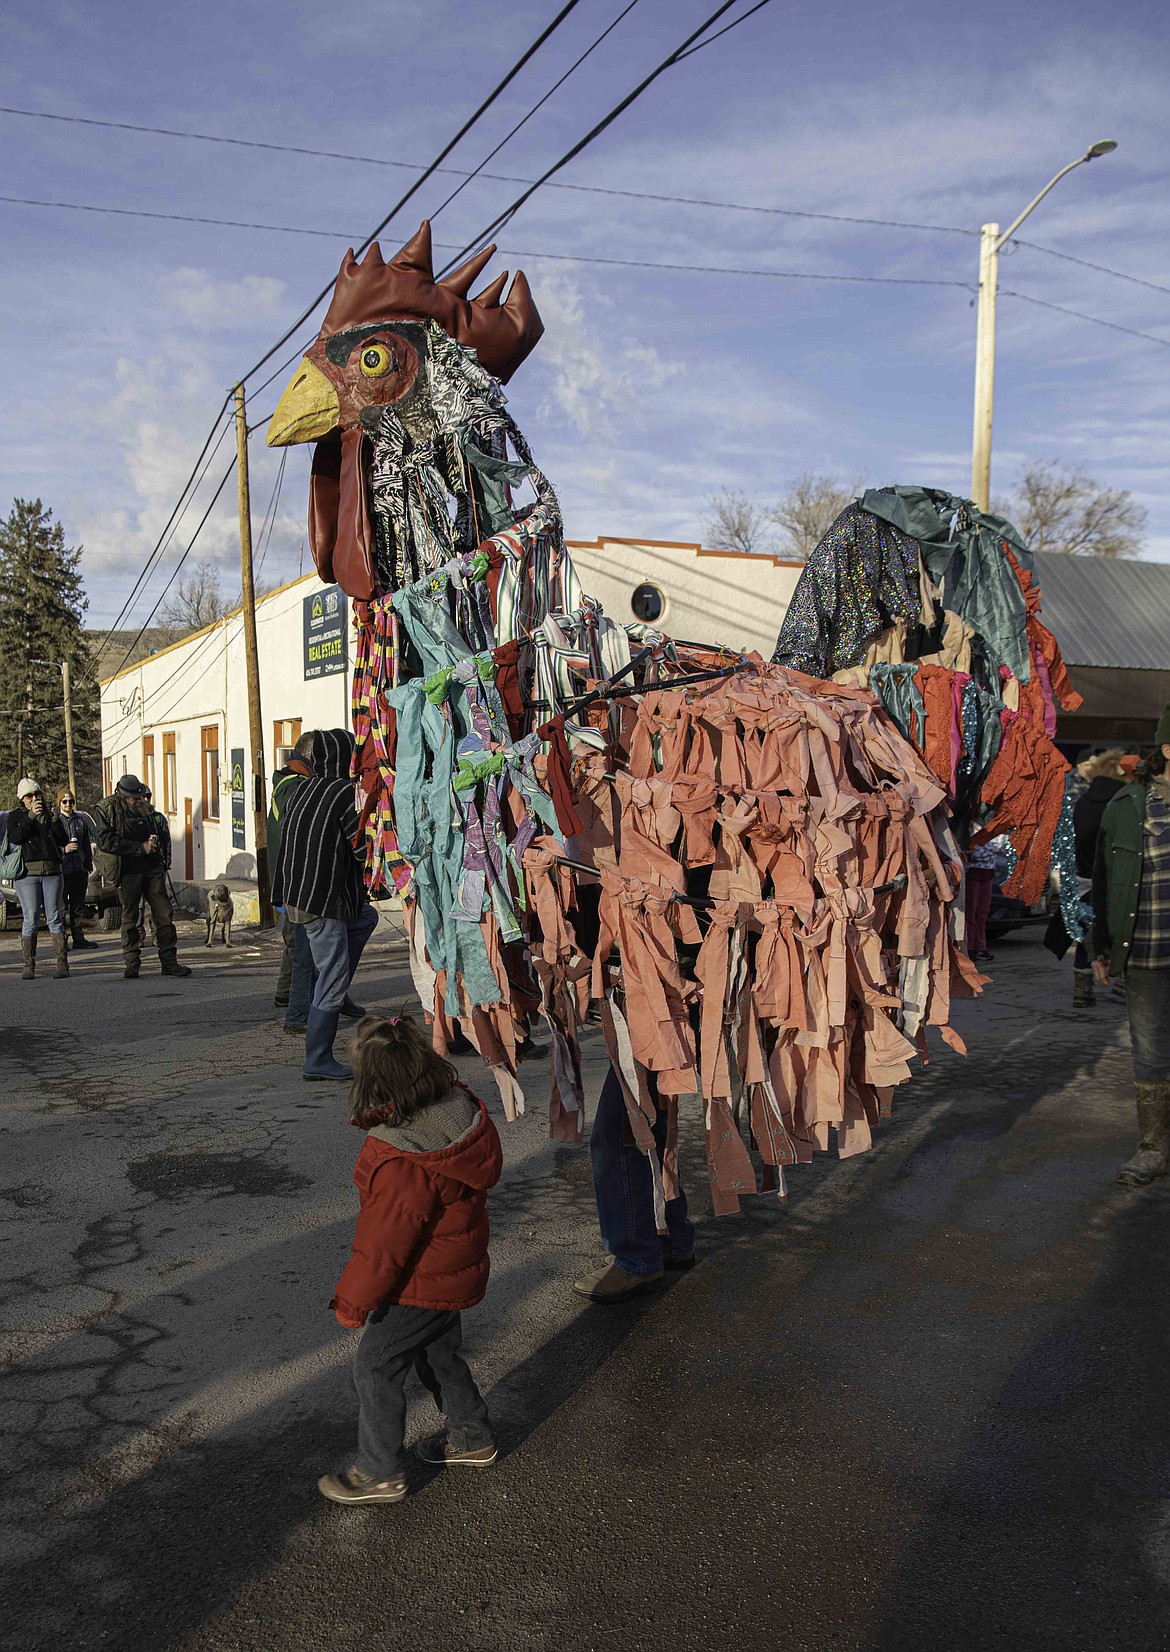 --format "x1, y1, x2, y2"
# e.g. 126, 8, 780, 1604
21, 935, 36, 980
72, 925, 94, 949
161, 959, 192, 977
1116, 1081, 1170, 1186
339, 994, 366, 1020
303, 1007, 353, 1082
1073, 969, 1095, 1009
52, 934, 69, 979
